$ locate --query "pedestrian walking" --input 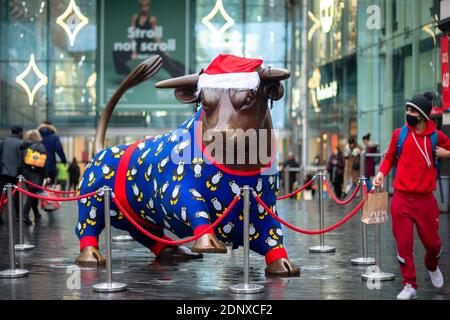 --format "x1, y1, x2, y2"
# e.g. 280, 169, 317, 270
343, 136, 361, 197
362, 133, 379, 190
68, 158, 80, 191
56, 162, 68, 191
326, 147, 345, 199
0, 126, 23, 224
37, 121, 67, 184
281, 151, 299, 197
373, 92, 449, 299
20, 130, 47, 224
